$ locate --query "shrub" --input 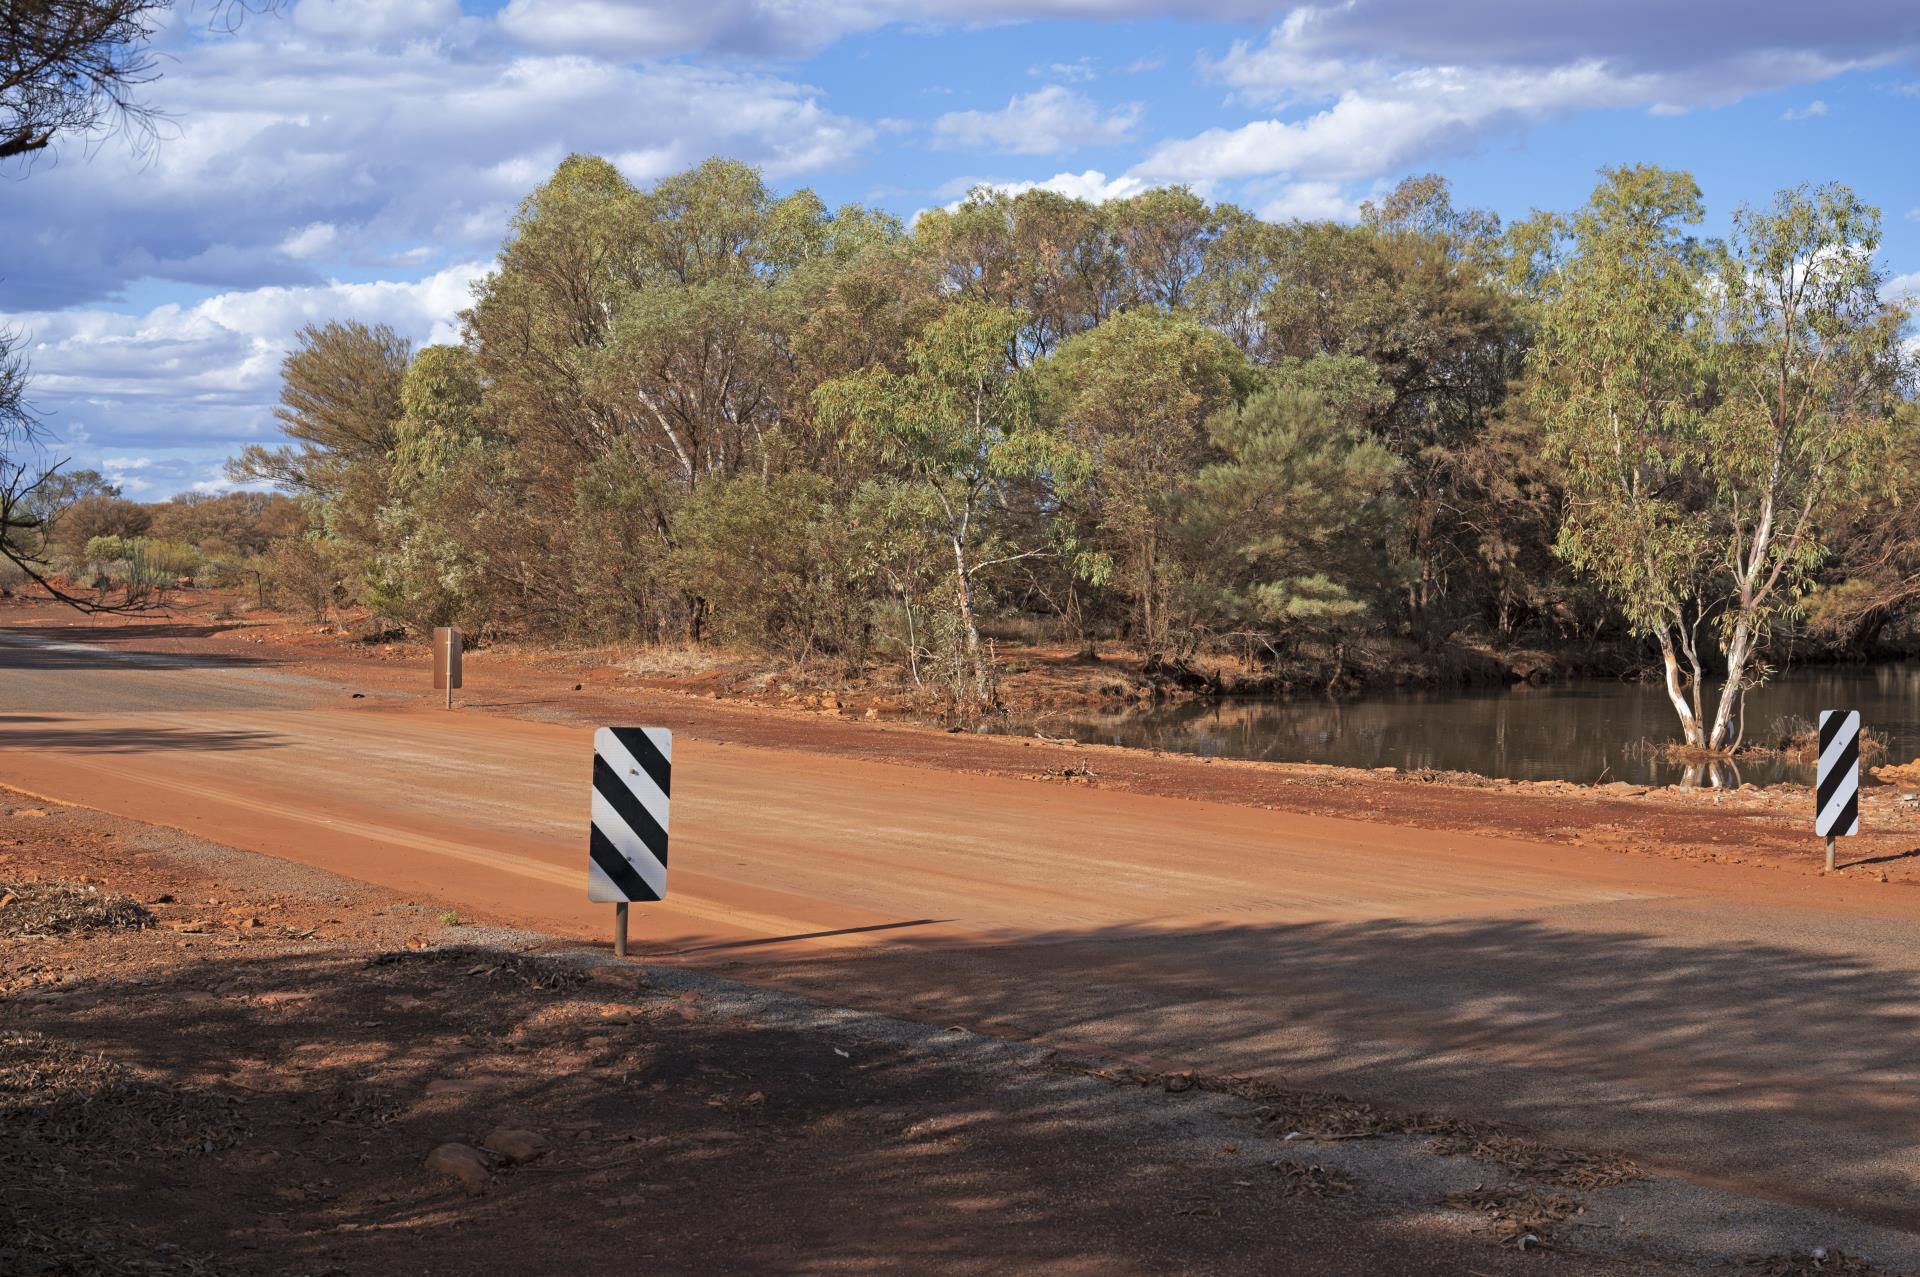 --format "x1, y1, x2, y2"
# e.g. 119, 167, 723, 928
83, 534, 133, 564
139, 539, 203, 582
668, 472, 888, 668
51, 494, 151, 553
264, 536, 346, 619
364, 445, 498, 634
